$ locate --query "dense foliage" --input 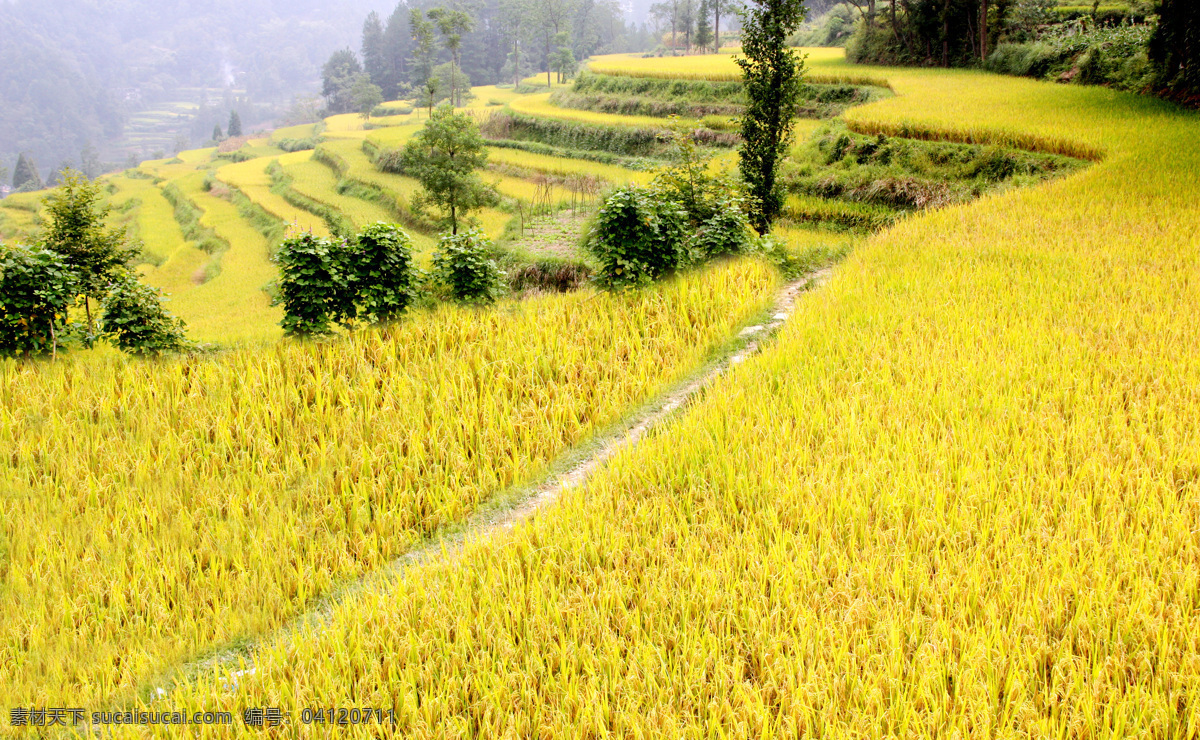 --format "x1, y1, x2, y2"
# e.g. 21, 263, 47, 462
844, 0, 1196, 100
325, 0, 650, 108
431, 229, 506, 303
0, 245, 77, 358
1150, 0, 1200, 97
98, 274, 193, 356
585, 185, 689, 289
273, 232, 359, 337
736, 0, 808, 233
353, 222, 420, 322
274, 223, 422, 336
